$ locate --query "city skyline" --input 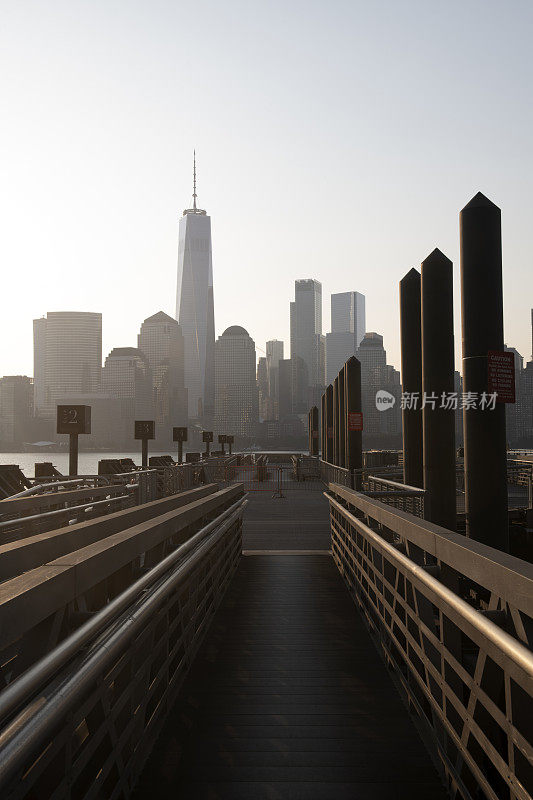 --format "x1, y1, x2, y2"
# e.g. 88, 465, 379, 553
2, 2, 533, 378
